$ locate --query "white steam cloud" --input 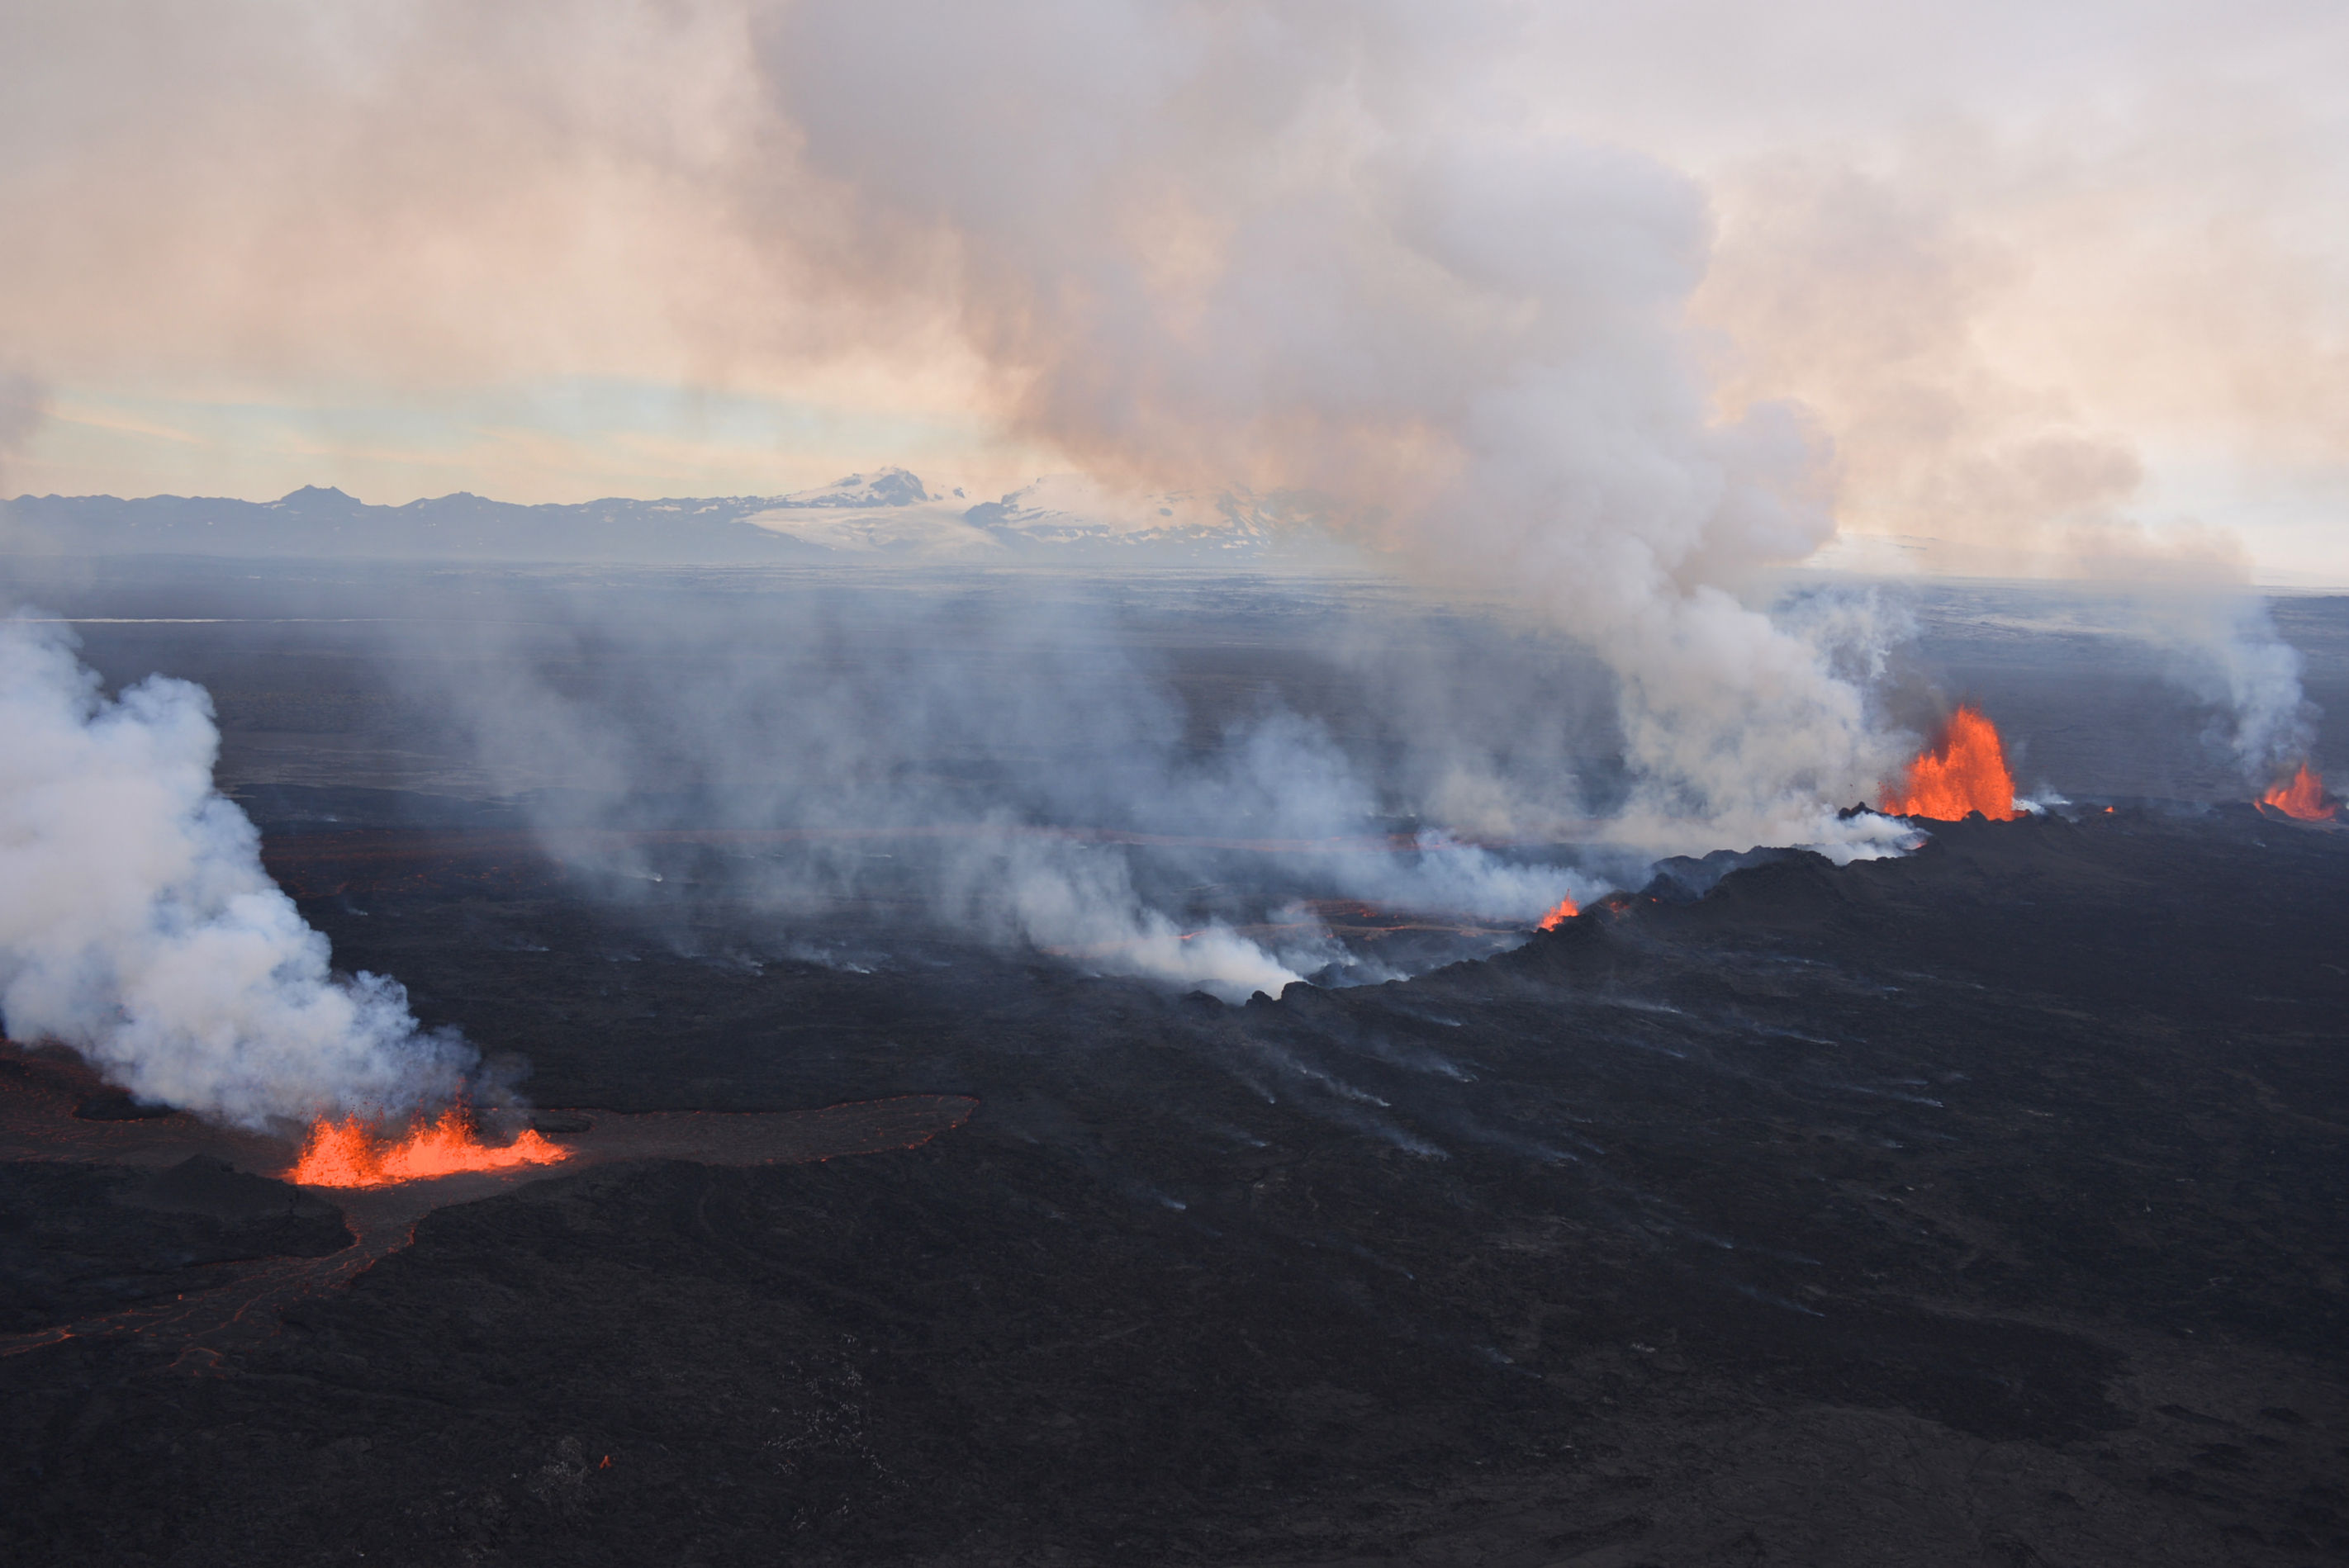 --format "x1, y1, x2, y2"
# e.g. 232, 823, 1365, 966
5, 2, 2317, 1017
762, 2, 1907, 852
2147, 587, 2316, 784
0, 617, 473, 1128
1699, 159, 2322, 784
958, 834, 1322, 1004
403, 581, 1613, 1004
